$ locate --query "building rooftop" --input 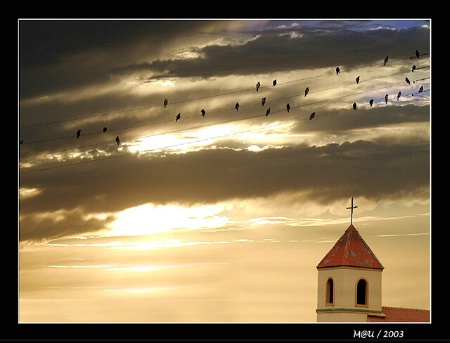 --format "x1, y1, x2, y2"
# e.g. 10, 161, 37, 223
368, 306, 430, 322
316, 224, 384, 270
